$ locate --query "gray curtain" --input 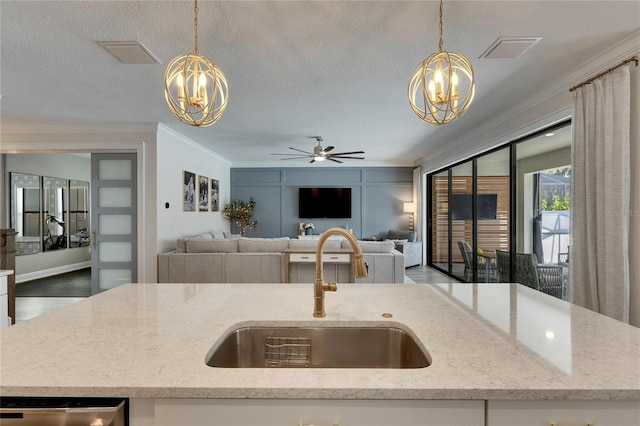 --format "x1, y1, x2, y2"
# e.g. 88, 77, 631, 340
570, 65, 631, 323
413, 166, 423, 265
532, 173, 544, 263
